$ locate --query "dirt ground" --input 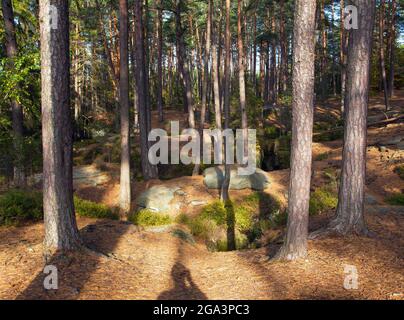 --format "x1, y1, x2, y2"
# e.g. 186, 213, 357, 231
0, 207, 403, 300
0, 93, 403, 300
